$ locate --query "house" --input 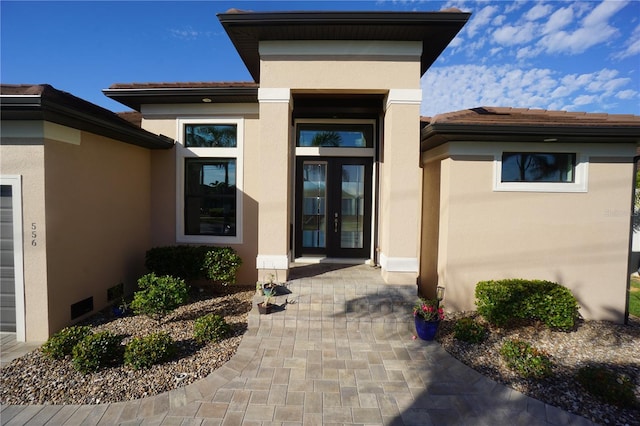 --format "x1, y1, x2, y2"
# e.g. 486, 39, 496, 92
2, 9, 639, 342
